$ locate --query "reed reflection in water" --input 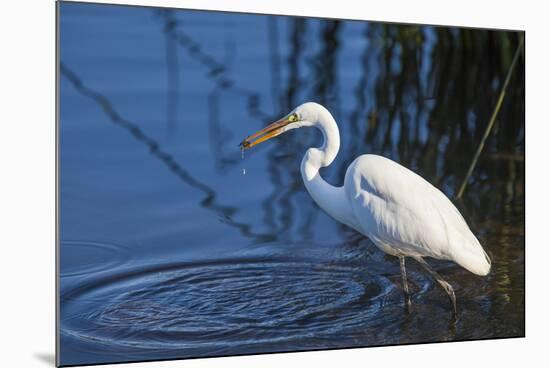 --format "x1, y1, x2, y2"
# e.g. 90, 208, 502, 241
58, 3, 524, 366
